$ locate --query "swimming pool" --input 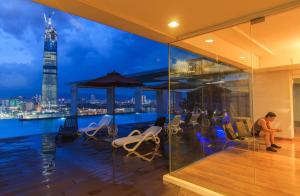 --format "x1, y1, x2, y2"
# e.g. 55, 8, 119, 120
0, 112, 160, 139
